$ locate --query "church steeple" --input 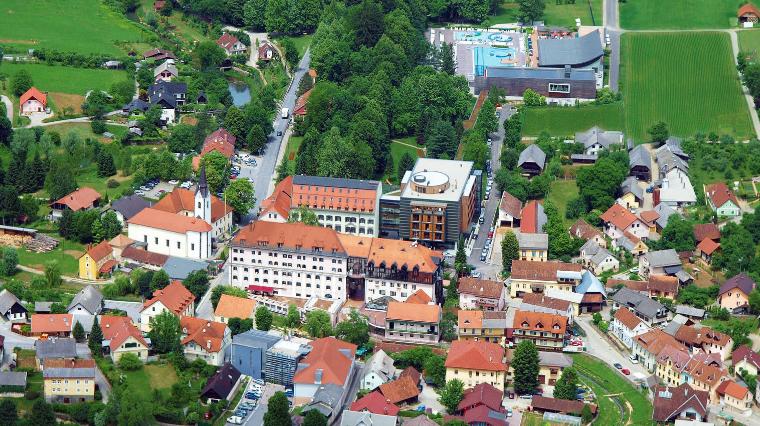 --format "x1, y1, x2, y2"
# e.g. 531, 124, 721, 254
194, 165, 211, 223
197, 164, 209, 198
